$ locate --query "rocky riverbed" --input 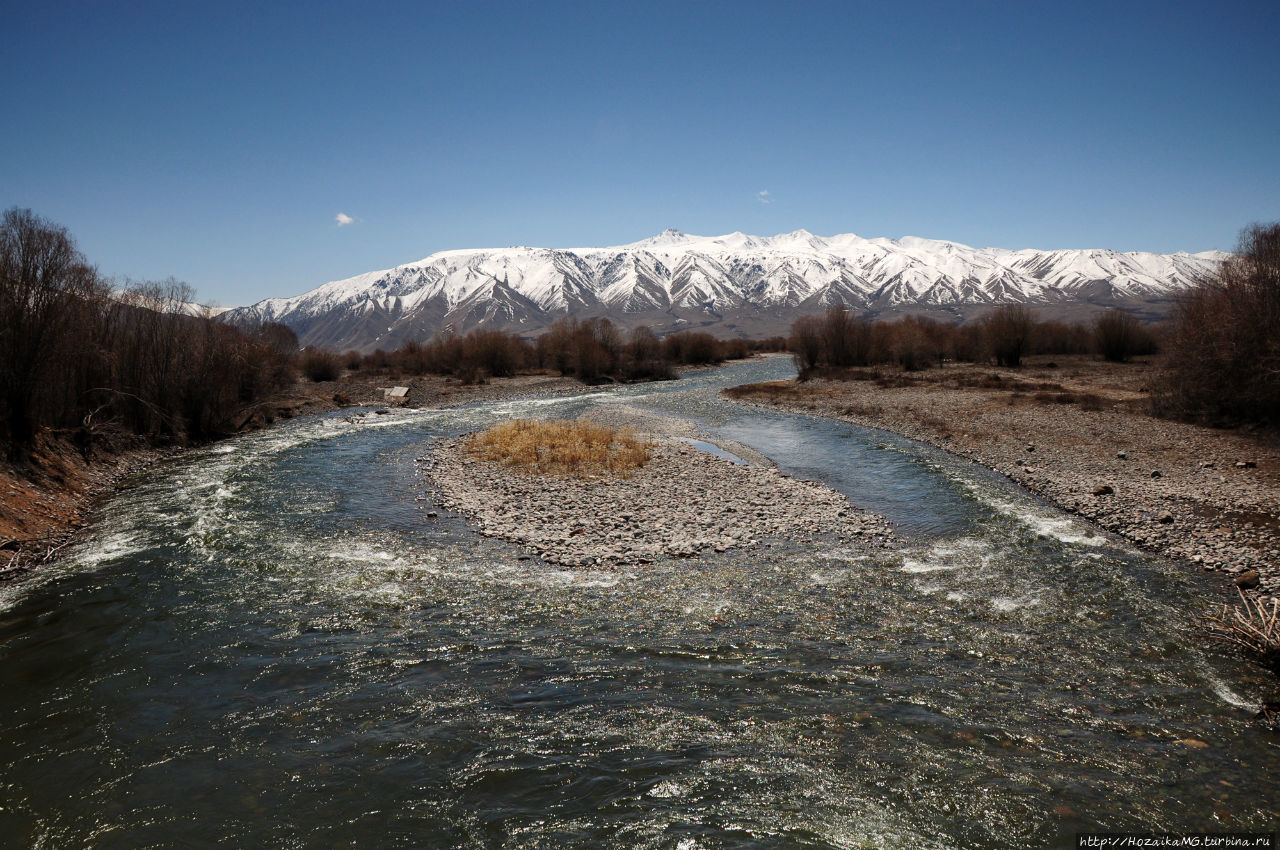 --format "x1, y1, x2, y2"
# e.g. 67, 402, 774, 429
726, 358, 1280, 598
419, 408, 894, 567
